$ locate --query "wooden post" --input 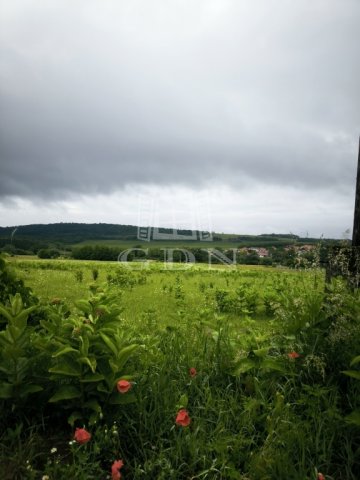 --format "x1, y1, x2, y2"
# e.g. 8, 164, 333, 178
352, 137, 360, 247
